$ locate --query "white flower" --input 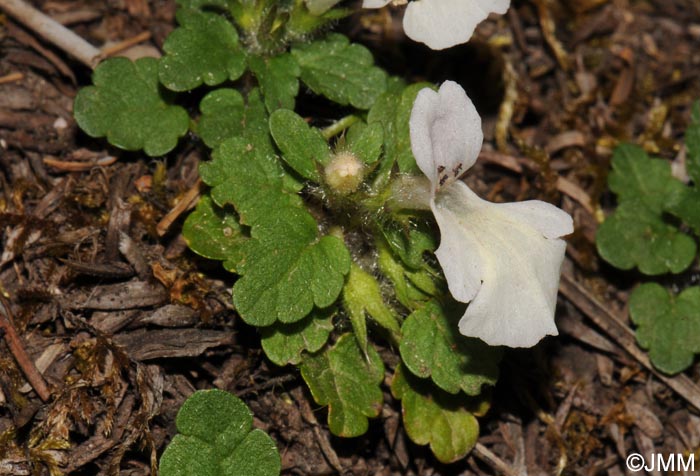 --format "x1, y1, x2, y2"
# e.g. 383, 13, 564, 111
363, 0, 510, 50
409, 81, 573, 347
